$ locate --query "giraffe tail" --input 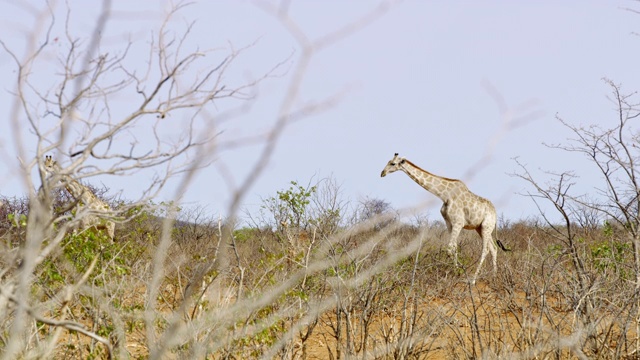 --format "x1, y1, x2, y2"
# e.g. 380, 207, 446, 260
493, 224, 511, 252
496, 239, 511, 252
